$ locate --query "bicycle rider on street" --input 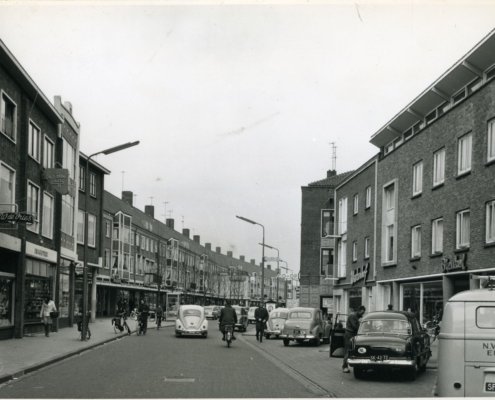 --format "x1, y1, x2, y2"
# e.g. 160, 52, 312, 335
219, 300, 237, 341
